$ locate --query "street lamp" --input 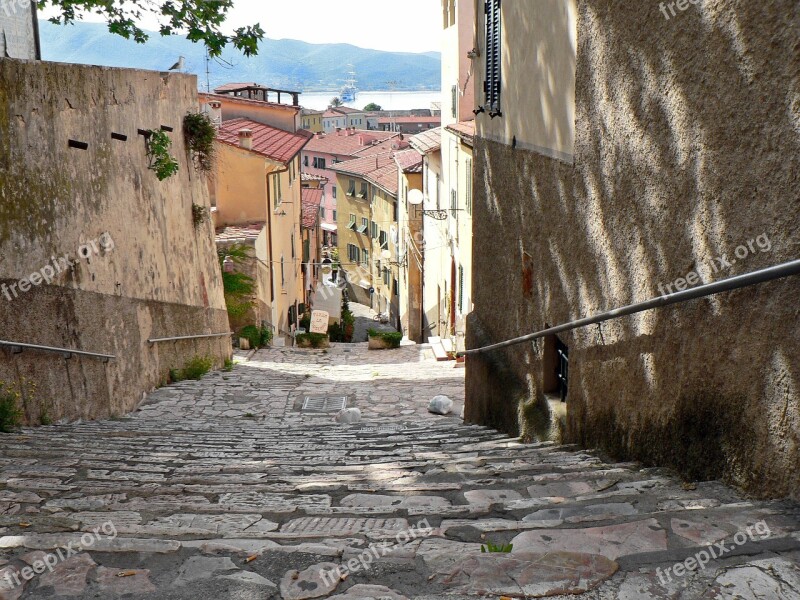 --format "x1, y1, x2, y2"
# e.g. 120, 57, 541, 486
407, 189, 461, 221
